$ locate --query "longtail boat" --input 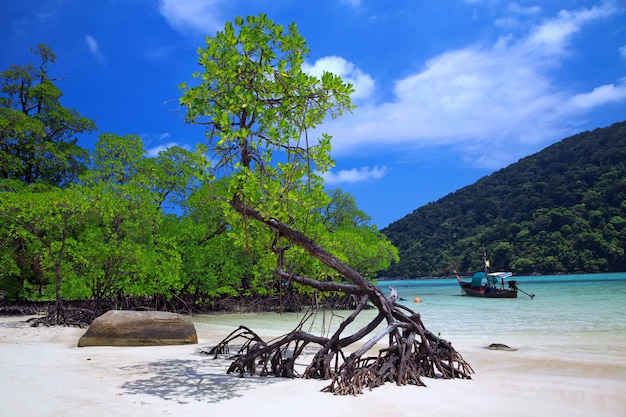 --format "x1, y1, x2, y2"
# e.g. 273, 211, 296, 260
456, 271, 519, 298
